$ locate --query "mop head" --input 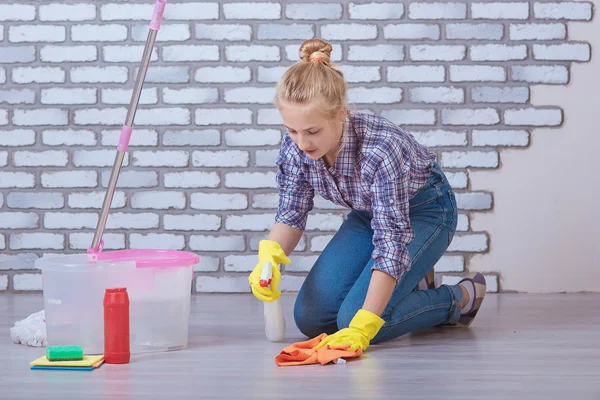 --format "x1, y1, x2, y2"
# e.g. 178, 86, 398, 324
10, 310, 47, 347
